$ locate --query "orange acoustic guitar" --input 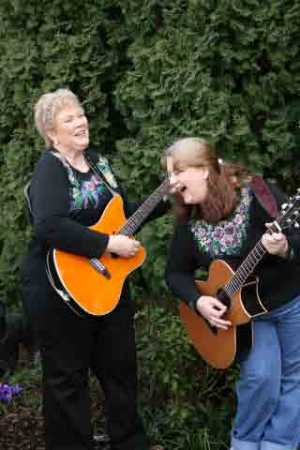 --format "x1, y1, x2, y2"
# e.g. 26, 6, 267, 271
46, 178, 169, 316
179, 189, 300, 369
